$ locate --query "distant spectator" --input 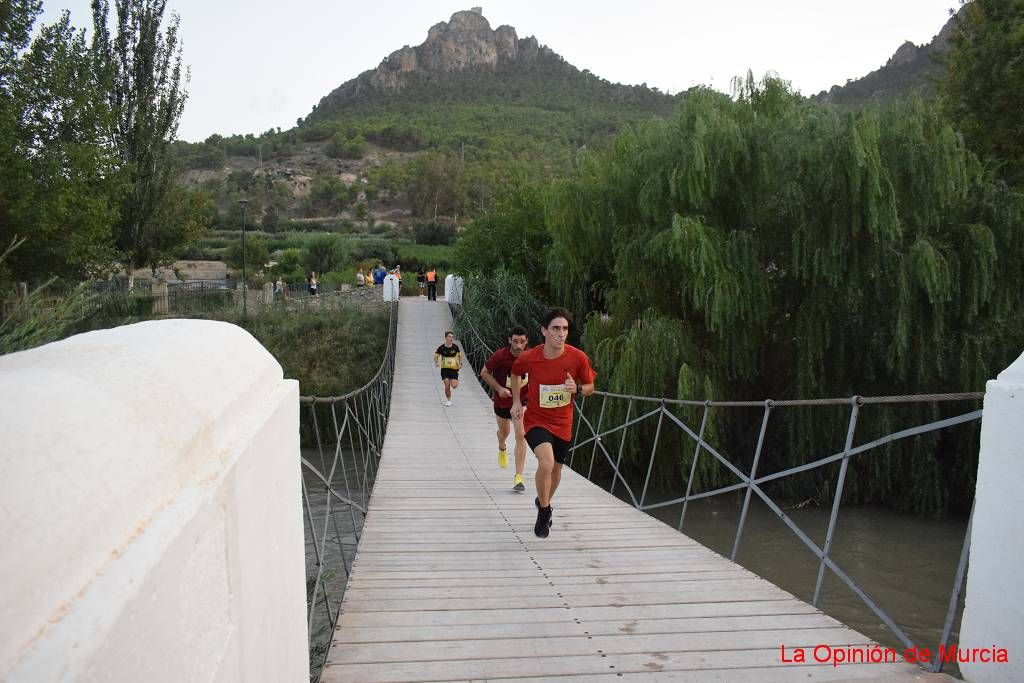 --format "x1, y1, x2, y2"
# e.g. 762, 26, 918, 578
393, 265, 402, 280
426, 266, 438, 301
274, 276, 284, 295
416, 266, 426, 296
356, 268, 366, 288
372, 262, 386, 286
307, 271, 318, 296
